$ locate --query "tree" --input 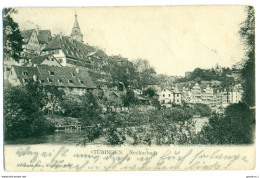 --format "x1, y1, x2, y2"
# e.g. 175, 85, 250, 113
109, 55, 136, 88
199, 103, 255, 144
143, 87, 156, 98
239, 6, 255, 107
3, 8, 23, 62
80, 92, 102, 125
133, 59, 156, 90
43, 86, 65, 115
4, 81, 54, 140
122, 89, 137, 107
